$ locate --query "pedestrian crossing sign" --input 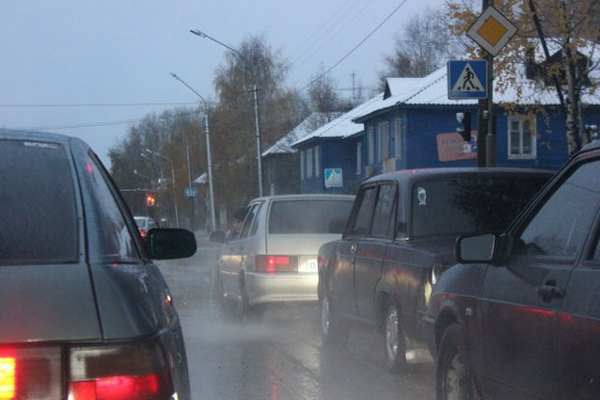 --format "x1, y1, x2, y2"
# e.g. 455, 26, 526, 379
447, 60, 488, 100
